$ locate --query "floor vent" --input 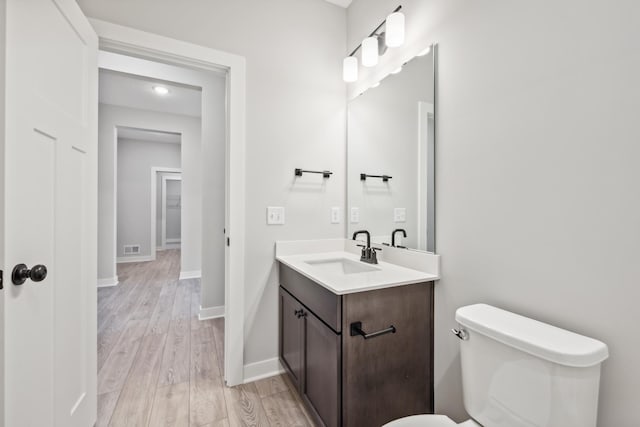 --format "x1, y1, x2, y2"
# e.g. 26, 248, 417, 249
123, 245, 140, 255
